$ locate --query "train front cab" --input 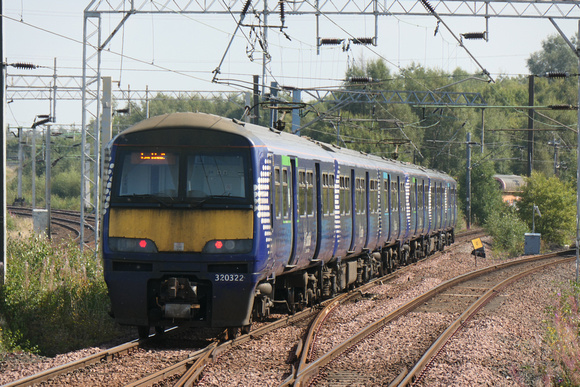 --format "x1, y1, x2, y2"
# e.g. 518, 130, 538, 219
102, 119, 264, 335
